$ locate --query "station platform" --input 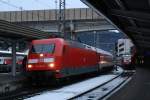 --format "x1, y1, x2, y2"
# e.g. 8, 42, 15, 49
0, 73, 25, 83
108, 67, 150, 100
0, 72, 27, 94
